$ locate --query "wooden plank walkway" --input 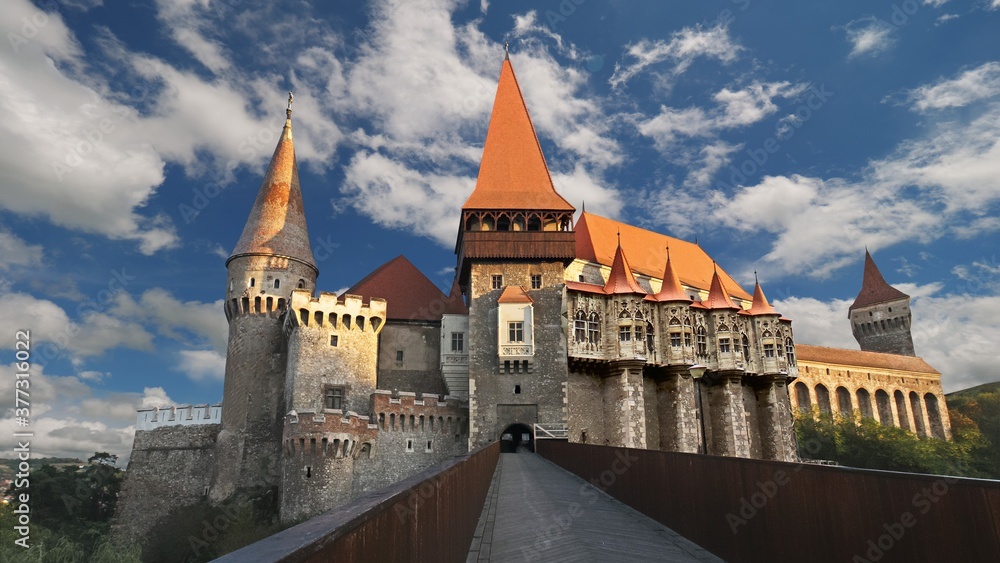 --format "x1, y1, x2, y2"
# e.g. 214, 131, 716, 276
467, 453, 722, 562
